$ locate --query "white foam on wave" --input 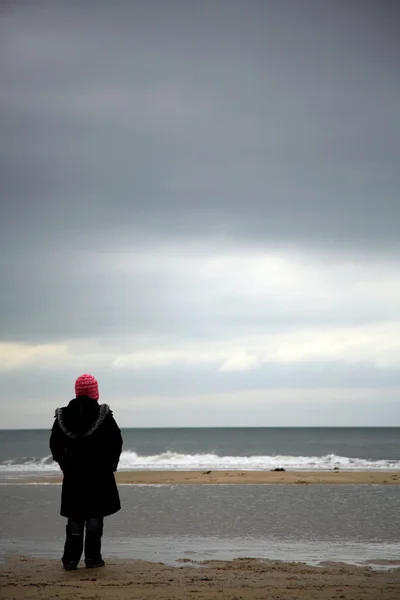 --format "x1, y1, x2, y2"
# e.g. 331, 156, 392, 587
117, 451, 400, 471
0, 456, 58, 472
1, 451, 399, 472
